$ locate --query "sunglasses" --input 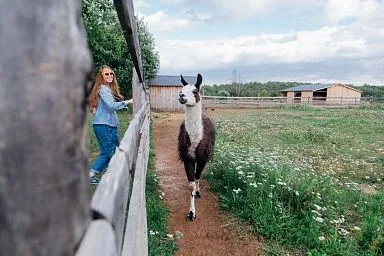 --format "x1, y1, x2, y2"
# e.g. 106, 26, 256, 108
102, 72, 114, 76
